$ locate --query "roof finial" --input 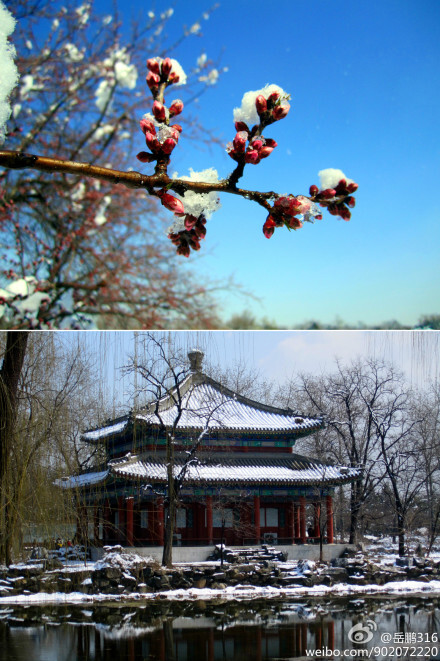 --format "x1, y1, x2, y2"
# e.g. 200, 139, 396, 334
188, 349, 204, 372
